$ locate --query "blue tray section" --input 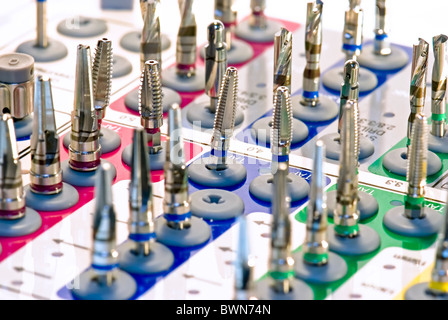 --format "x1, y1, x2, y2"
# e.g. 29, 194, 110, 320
57, 151, 331, 300
236, 41, 413, 149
